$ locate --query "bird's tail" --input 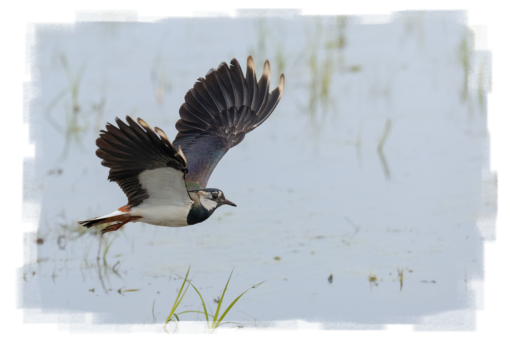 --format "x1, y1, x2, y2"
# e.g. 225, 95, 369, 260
77, 210, 129, 228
